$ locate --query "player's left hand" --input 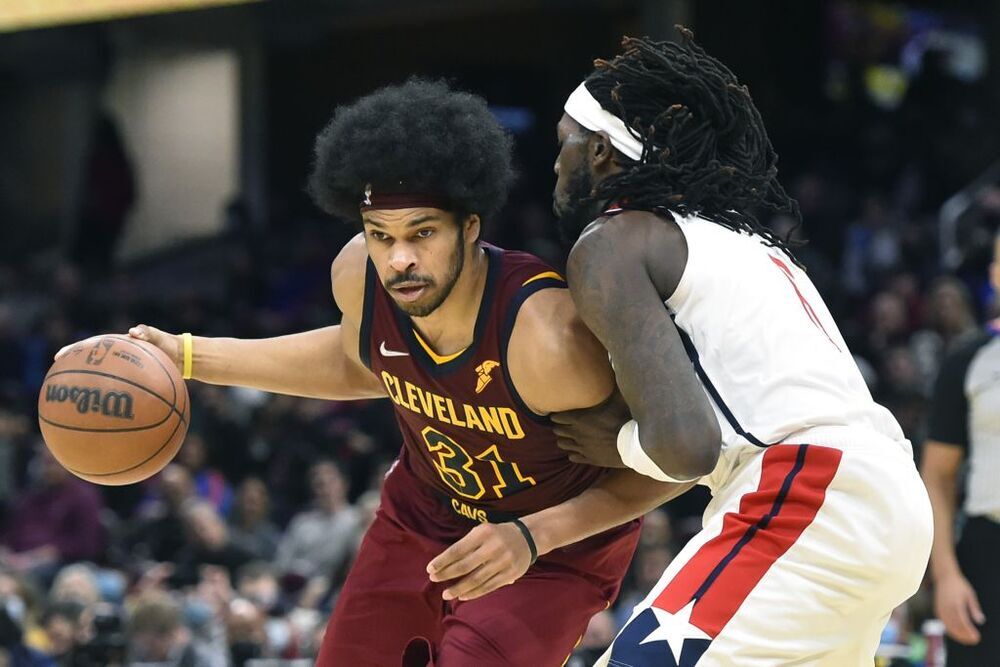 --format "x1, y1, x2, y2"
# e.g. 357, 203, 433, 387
551, 390, 630, 468
427, 522, 533, 601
